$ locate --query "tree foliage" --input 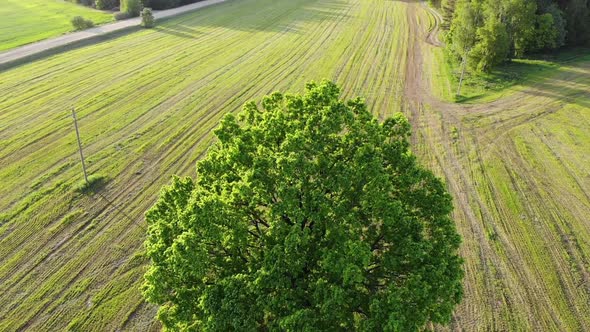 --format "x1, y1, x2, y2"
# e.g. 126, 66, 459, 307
530, 13, 560, 50
443, 0, 590, 71
469, 16, 511, 71
142, 0, 181, 10
447, 0, 481, 63
95, 0, 118, 10
142, 0, 206, 10
122, 0, 141, 17
543, 3, 567, 48
71, 16, 95, 30
563, 0, 590, 45
441, 0, 458, 30
141, 7, 155, 28
142, 81, 464, 331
